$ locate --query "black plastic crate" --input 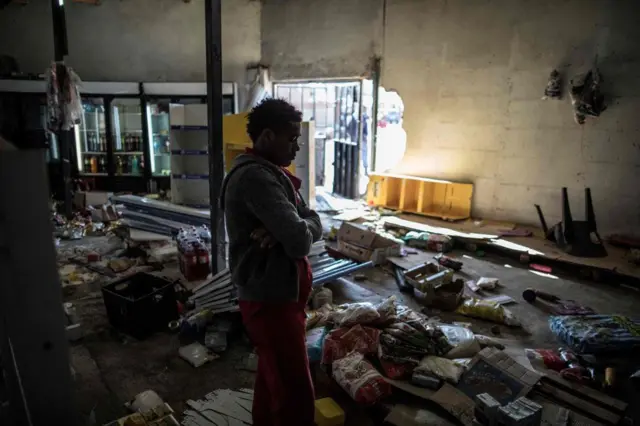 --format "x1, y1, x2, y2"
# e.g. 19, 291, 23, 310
101, 272, 178, 339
